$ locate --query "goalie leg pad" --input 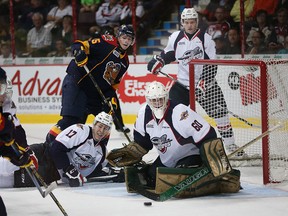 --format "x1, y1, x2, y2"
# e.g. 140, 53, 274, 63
155, 167, 240, 198
200, 138, 232, 177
